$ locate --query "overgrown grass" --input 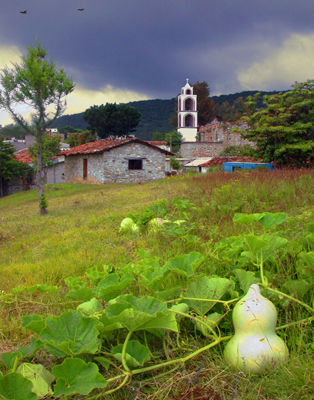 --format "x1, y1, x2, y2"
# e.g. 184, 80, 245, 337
0, 169, 313, 399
